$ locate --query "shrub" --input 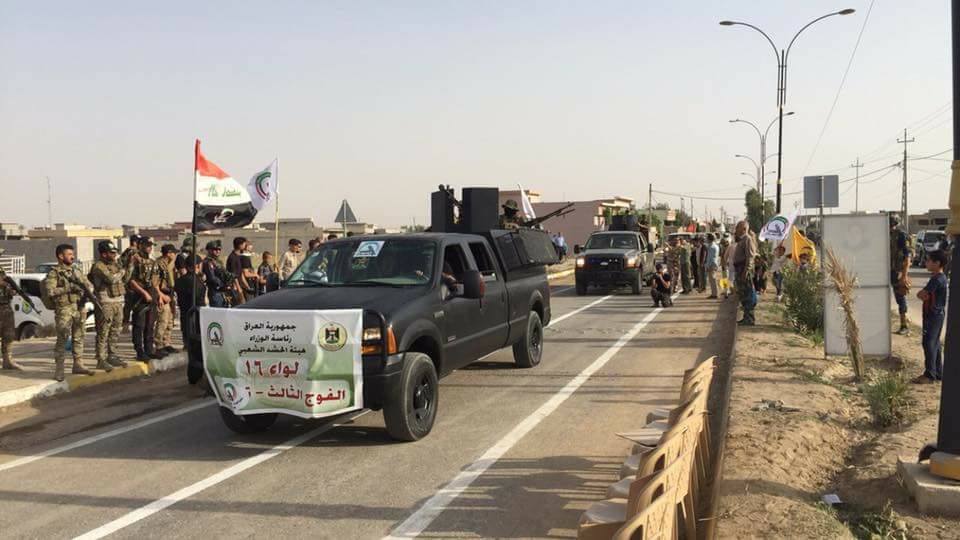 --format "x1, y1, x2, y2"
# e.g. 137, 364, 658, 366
862, 373, 913, 428
781, 264, 823, 335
